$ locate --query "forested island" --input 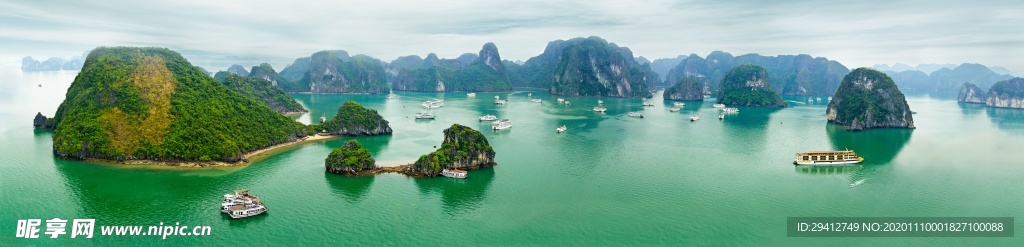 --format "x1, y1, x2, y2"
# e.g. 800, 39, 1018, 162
716, 64, 787, 107
826, 68, 915, 131
315, 100, 393, 136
